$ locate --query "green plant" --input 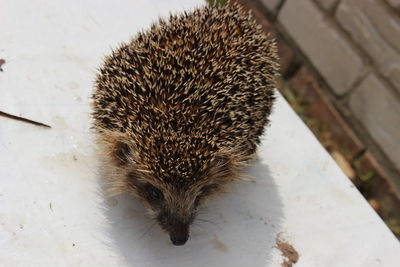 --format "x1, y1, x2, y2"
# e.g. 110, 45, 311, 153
207, 0, 229, 7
